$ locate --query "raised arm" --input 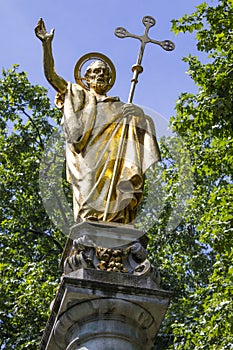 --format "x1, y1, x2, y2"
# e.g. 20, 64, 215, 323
35, 18, 67, 93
